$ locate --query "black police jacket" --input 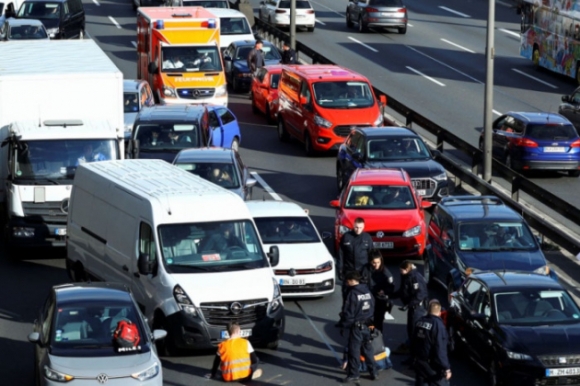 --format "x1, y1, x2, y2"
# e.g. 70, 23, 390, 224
338, 231, 373, 276
360, 264, 395, 298
412, 314, 450, 371
340, 283, 375, 329
393, 268, 428, 307
281, 49, 297, 64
